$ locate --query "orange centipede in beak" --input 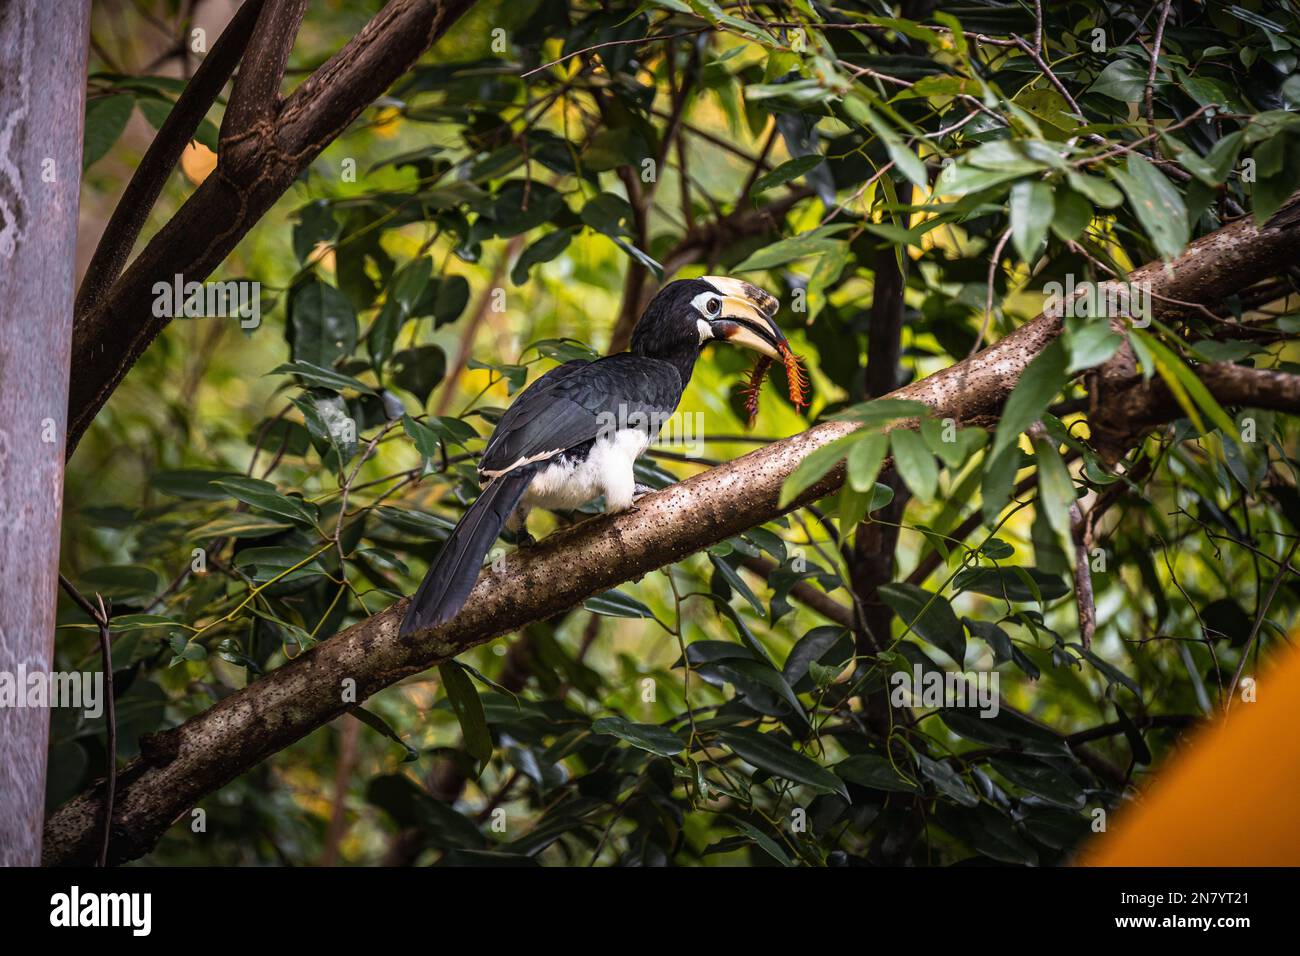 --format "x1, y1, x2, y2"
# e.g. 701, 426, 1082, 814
741, 345, 809, 426
697, 276, 809, 426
